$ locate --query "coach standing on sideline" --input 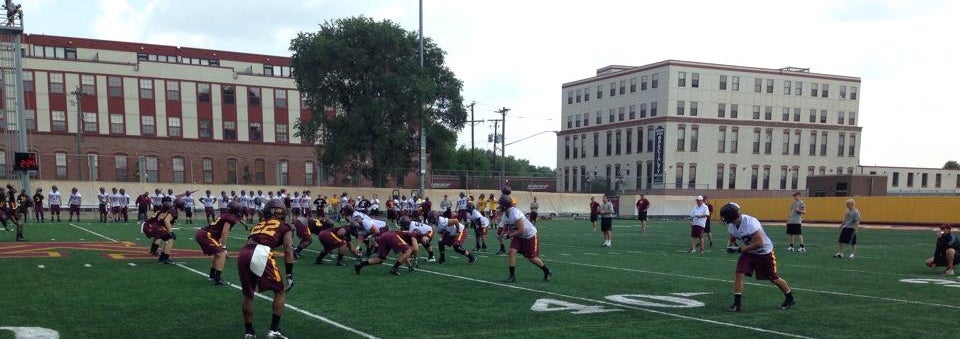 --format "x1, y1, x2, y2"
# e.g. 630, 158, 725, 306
721, 202, 795, 312
636, 194, 650, 233
589, 197, 600, 231
599, 196, 615, 247
688, 196, 708, 254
